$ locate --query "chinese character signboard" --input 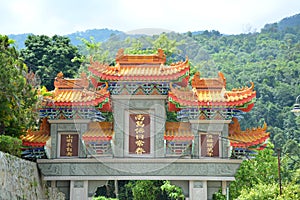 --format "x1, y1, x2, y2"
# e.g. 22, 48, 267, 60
200, 134, 219, 157
60, 134, 79, 157
129, 114, 150, 154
